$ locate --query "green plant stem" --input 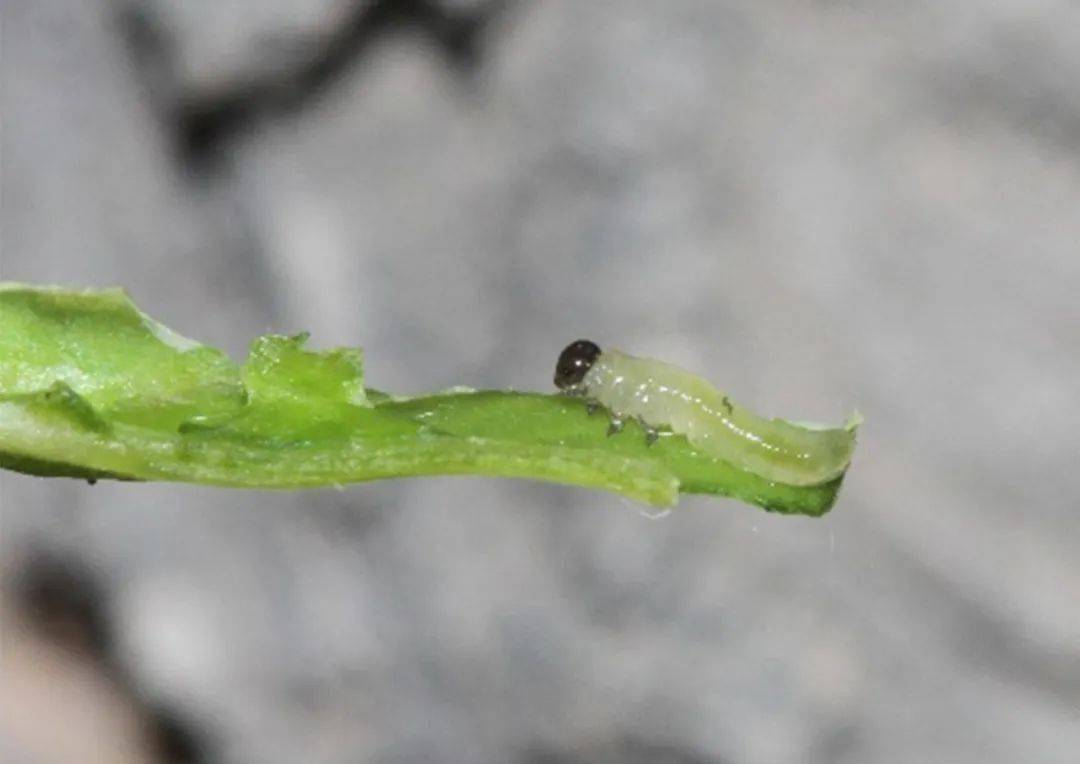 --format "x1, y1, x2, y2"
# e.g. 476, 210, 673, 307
0, 284, 852, 514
